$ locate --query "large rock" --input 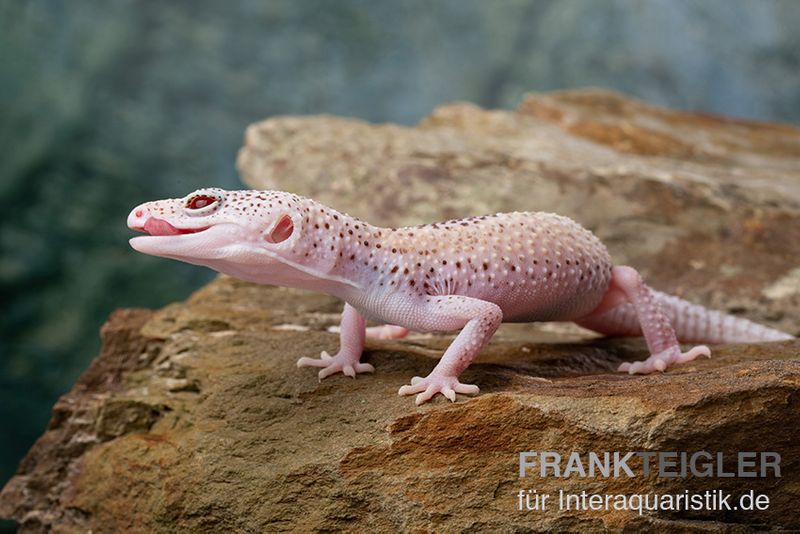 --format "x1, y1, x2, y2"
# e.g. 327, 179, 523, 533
3, 90, 799, 531
1, 279, 798, 532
